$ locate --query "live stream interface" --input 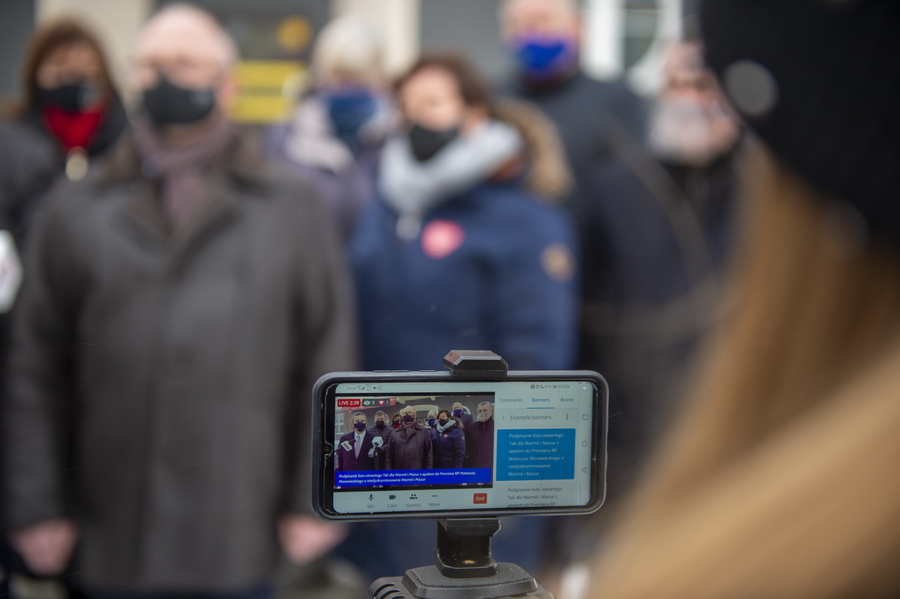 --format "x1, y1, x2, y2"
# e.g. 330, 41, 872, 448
329, 380, 596, 514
